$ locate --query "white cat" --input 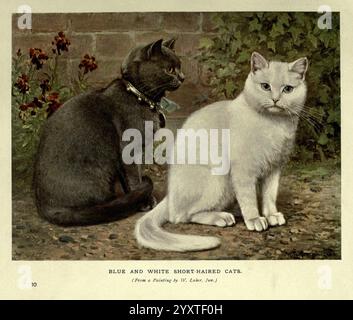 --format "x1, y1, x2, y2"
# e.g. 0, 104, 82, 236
135, 52, 308, 252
